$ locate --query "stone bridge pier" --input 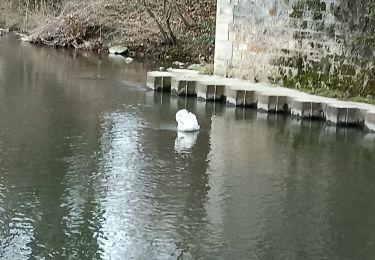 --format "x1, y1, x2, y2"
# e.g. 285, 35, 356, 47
214, 0, 375, 97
